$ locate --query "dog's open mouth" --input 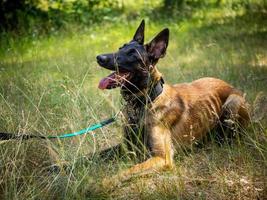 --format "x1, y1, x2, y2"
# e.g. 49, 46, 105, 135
98, 71, 131, 90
